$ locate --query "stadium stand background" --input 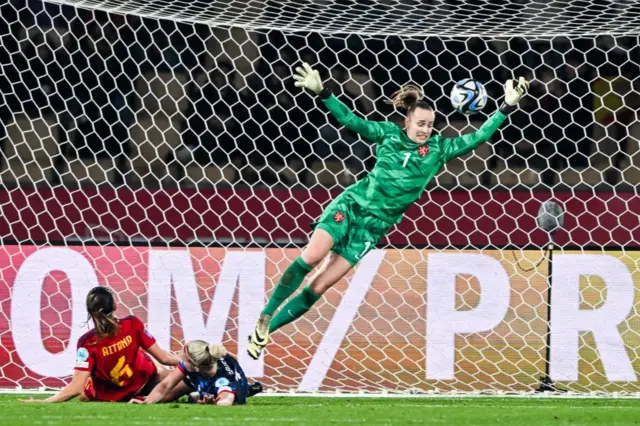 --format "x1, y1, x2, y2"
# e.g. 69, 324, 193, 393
0, 0, 639, 193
